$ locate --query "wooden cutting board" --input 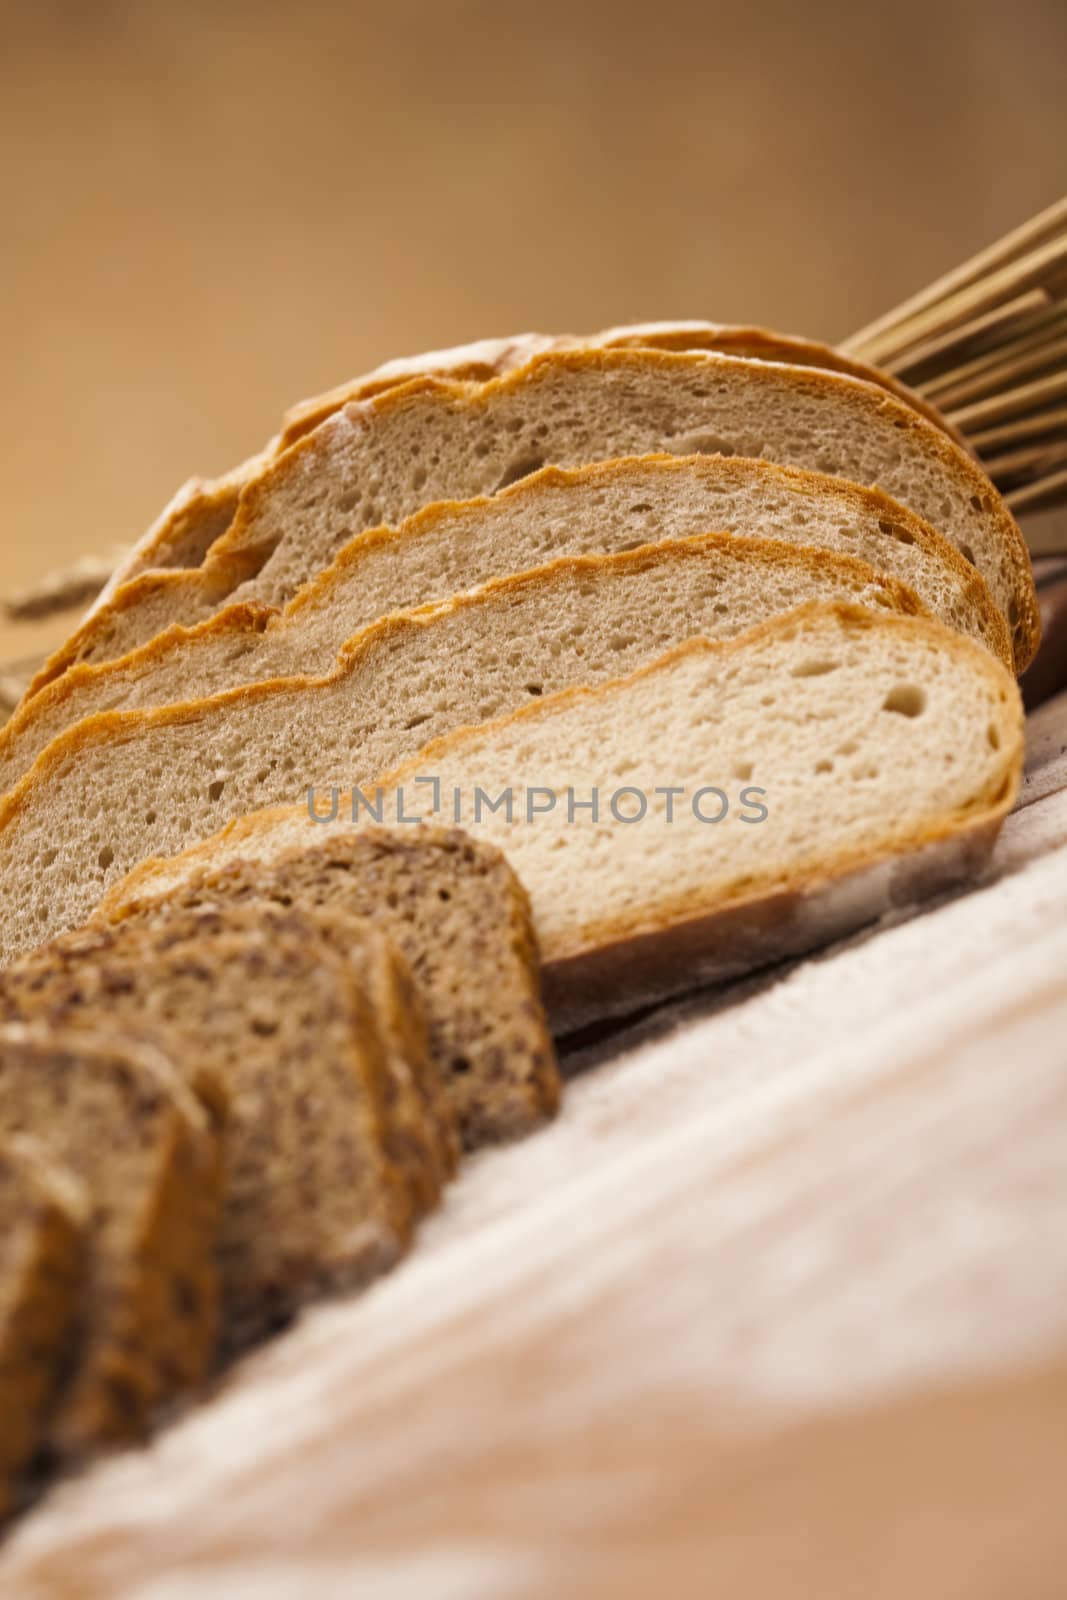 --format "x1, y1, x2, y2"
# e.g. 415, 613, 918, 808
2, 695, 1066, 1600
